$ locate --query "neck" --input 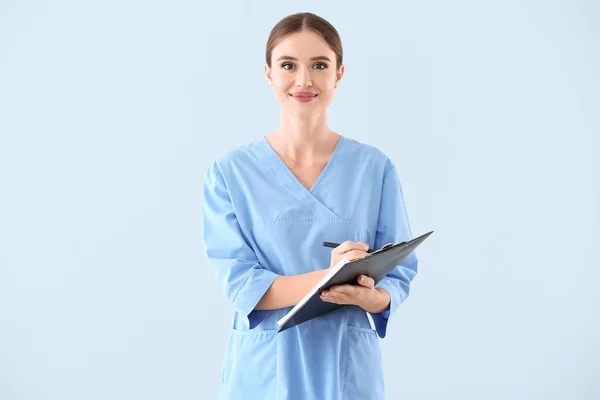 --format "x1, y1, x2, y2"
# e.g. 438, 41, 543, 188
268, 110, 339, 162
